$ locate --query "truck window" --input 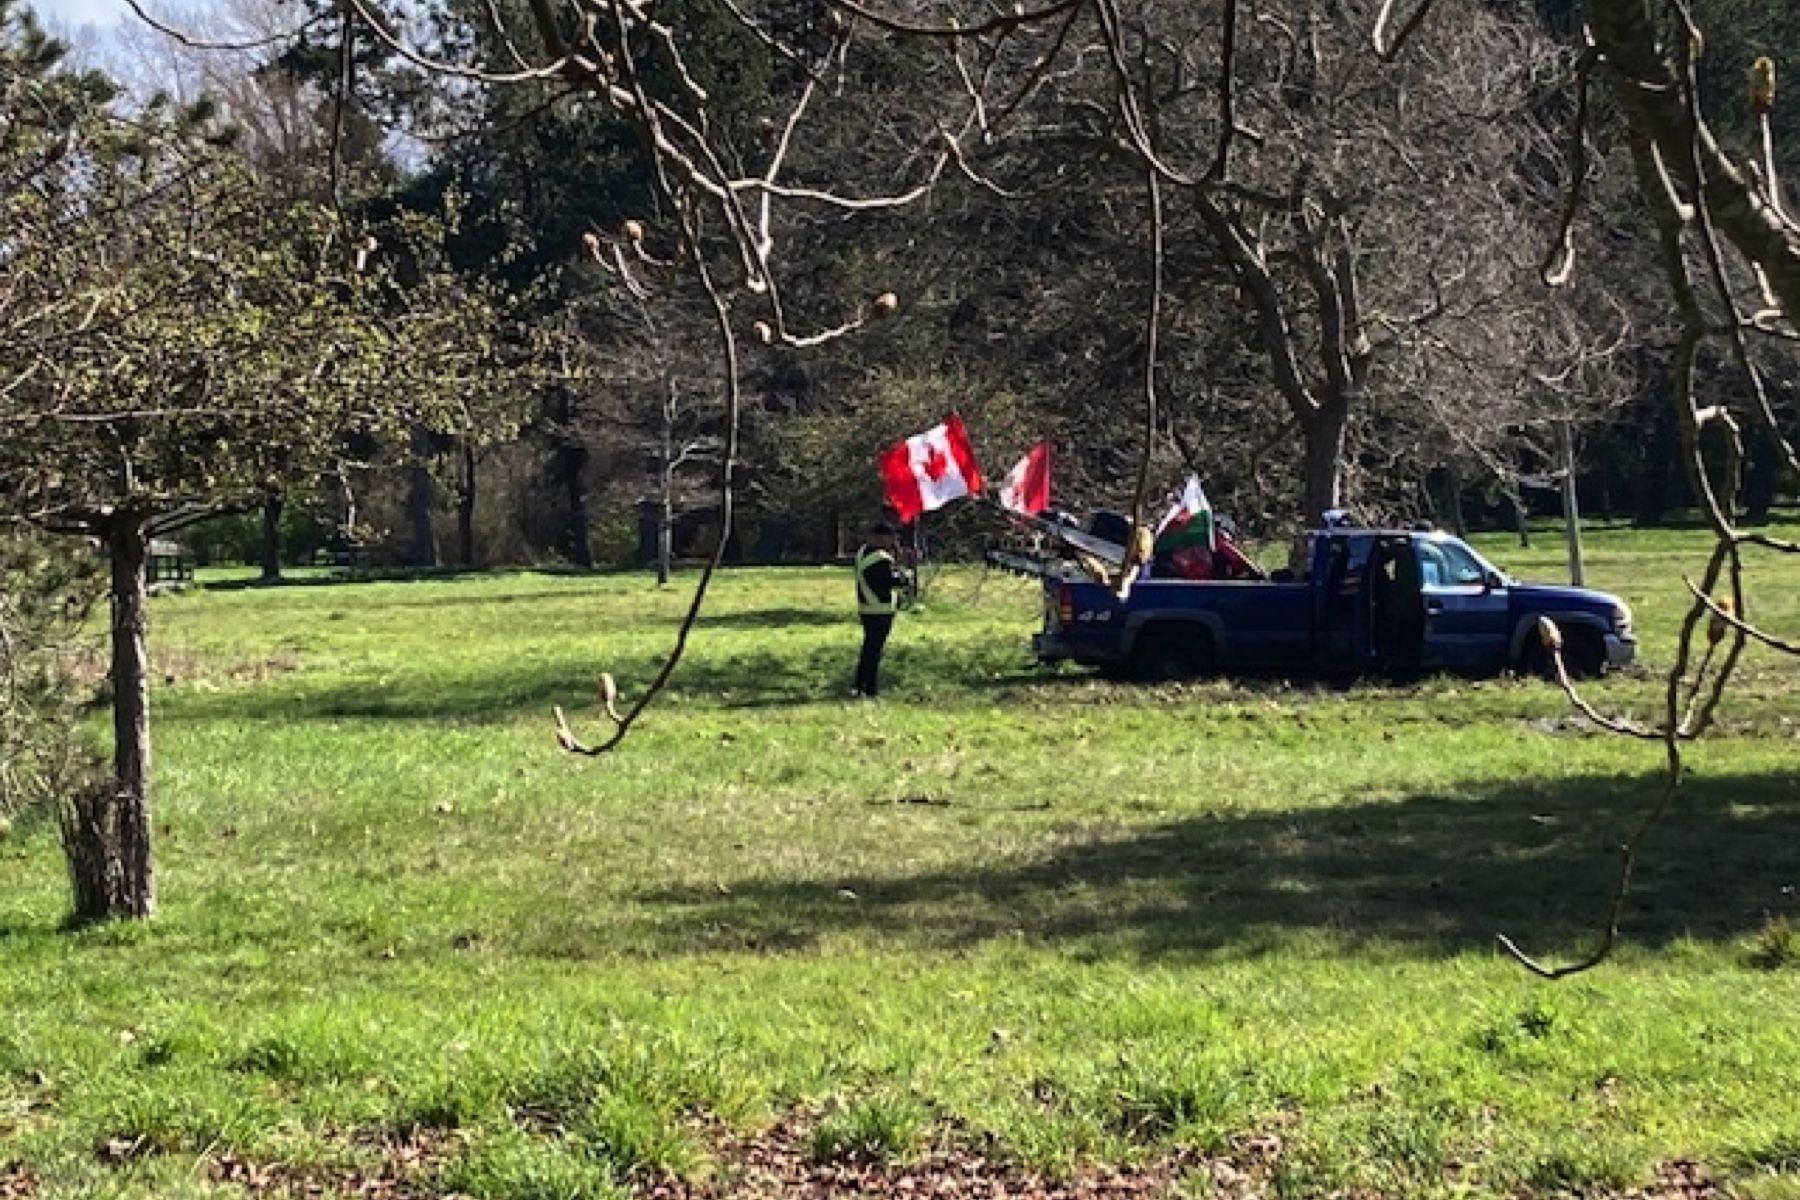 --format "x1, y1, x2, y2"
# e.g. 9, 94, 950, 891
1417, 540, 1487, 588
1325, 537, 1348, 585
